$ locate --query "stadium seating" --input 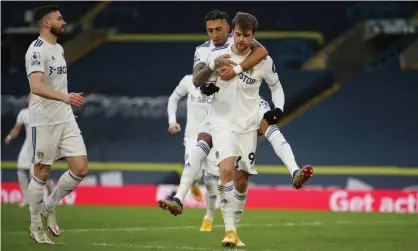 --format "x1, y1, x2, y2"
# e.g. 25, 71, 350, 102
1, 1, 94, 28
1, 2, 417, 168
279, 70, 418, 166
